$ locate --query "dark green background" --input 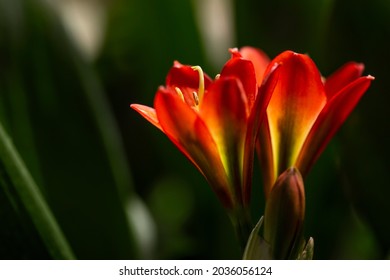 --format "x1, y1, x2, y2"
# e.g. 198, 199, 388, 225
0, 0, 388, 259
